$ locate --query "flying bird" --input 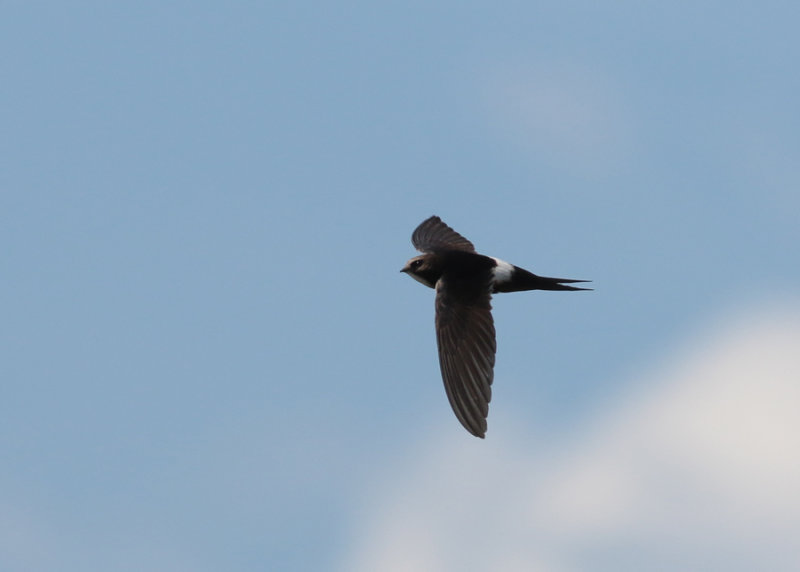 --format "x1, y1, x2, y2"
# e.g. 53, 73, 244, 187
402, 215, 590, 438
